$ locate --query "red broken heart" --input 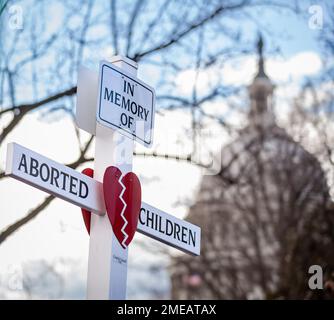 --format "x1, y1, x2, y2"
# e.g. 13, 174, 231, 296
81, 168, 94, 235
103, 166, 141, 249
80, 166, 141, 249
